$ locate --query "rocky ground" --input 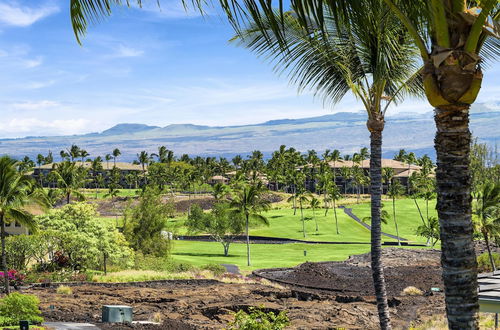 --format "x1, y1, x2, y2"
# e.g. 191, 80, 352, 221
23, 249, 445, 329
